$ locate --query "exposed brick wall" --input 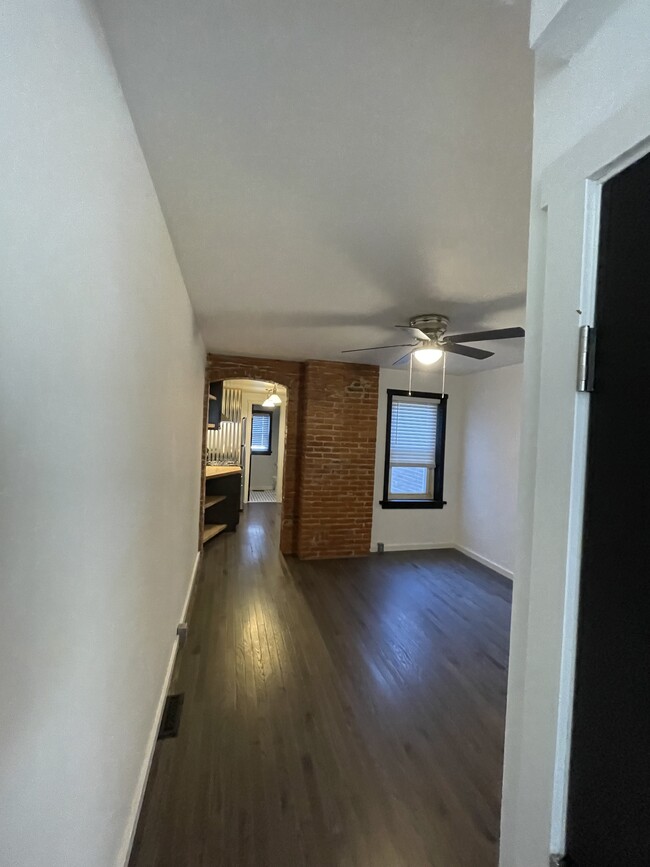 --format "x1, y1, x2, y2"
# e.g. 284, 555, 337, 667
204, 354, 379, 560
205, 354, 303, 555
297, 360, 379, 559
